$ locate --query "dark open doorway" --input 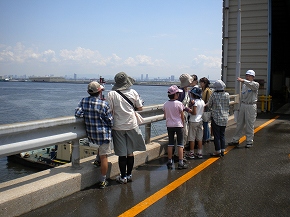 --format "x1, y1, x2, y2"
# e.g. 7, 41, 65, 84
270, 0, 290, 103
